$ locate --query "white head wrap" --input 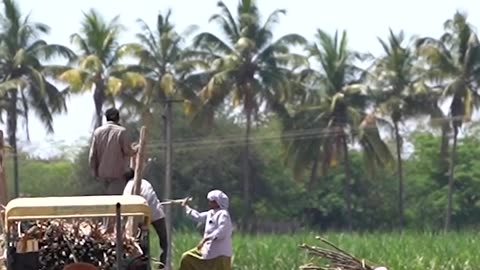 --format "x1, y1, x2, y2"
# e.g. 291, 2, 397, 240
207, 190, 229, 209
